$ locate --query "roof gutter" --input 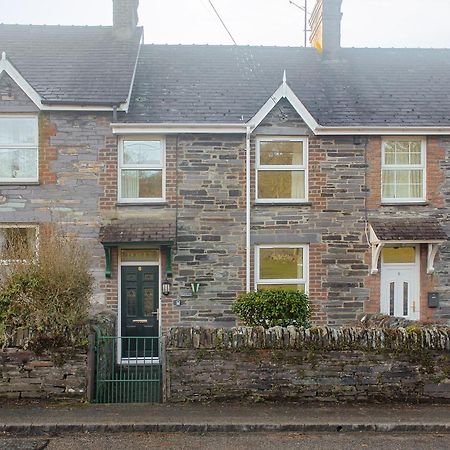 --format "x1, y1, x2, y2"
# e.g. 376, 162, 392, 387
111, 122, 450, 136
315, 126, 450, 136
38, 103, 128, 112
111, 123, 248, 134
